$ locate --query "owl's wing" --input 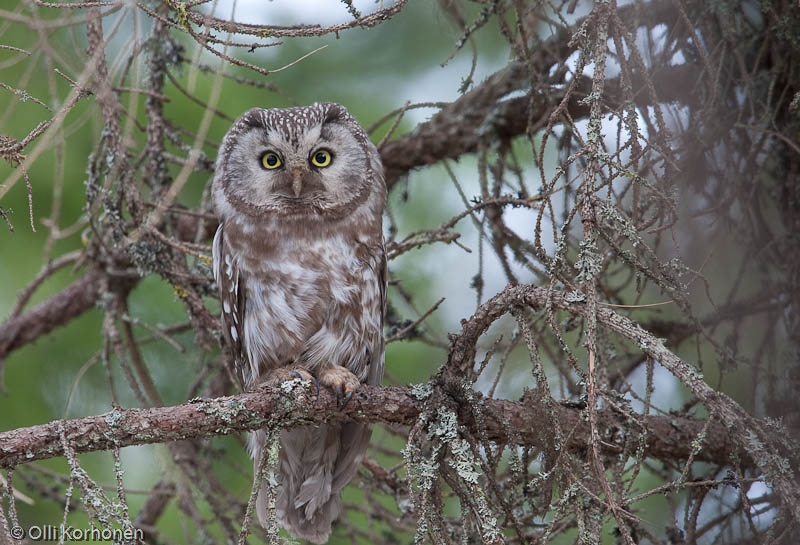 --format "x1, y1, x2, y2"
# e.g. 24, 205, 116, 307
379, 248, 387, 328
368, 246, 388, 387
212, 224, 247, 388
